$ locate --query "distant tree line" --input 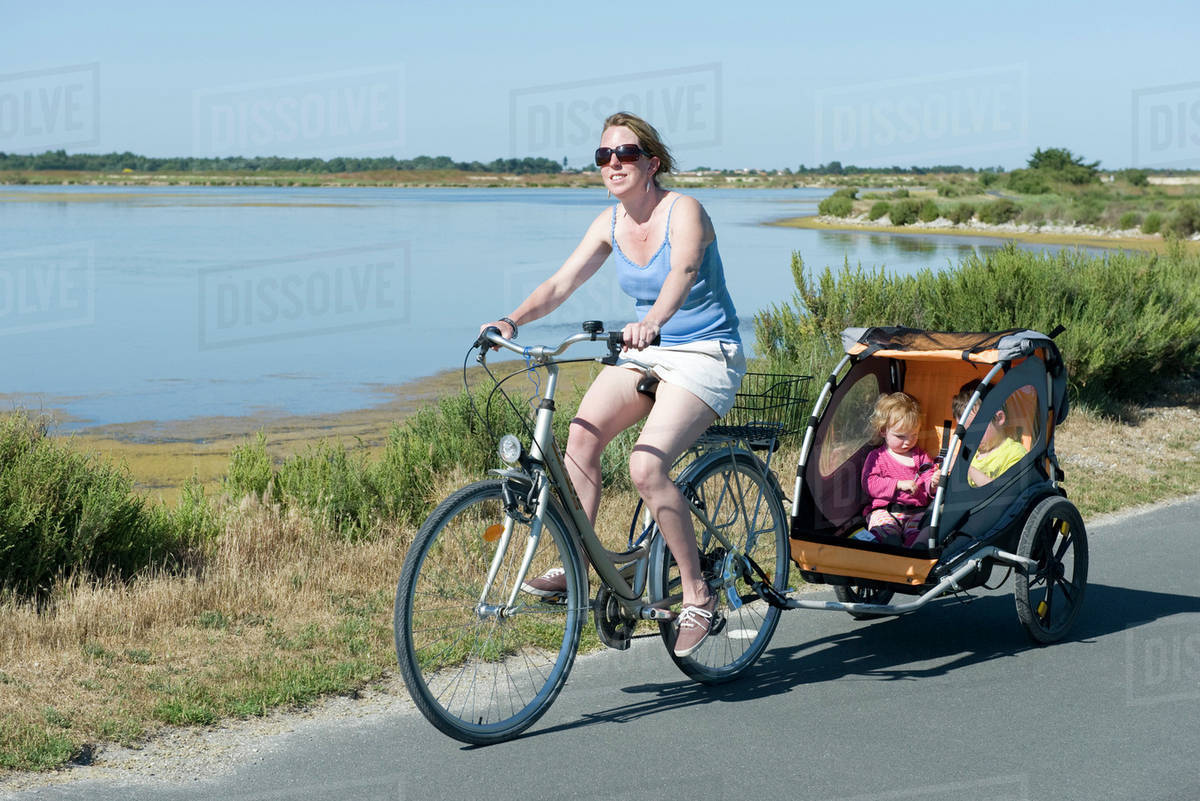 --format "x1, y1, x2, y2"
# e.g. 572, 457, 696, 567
791, 161, 994, 175
0, 150, 565, 174
789, 156, 1189, 177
